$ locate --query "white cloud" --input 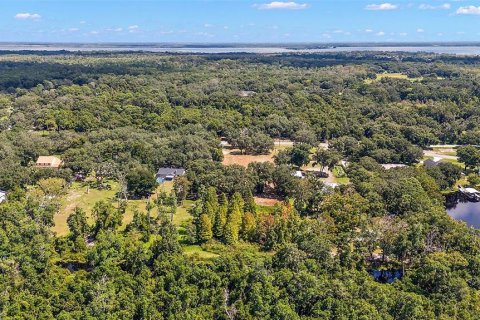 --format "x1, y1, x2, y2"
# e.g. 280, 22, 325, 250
417, 28, 425, 32
456, 6, 480, 15
333, 29, 351, 35
68, 28, 79, 32
128, 25, 139, 33
365, 3, 398, 10
106, 27, 123, 32
399, 32, 408, 36
376, 31, 386, 36
89, 31, 99, 35
419, 3, 451, 10
365, 29, 374, 33
15, 13, 41, 20
254, 2, 309, 10
204, 23, 214, 28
